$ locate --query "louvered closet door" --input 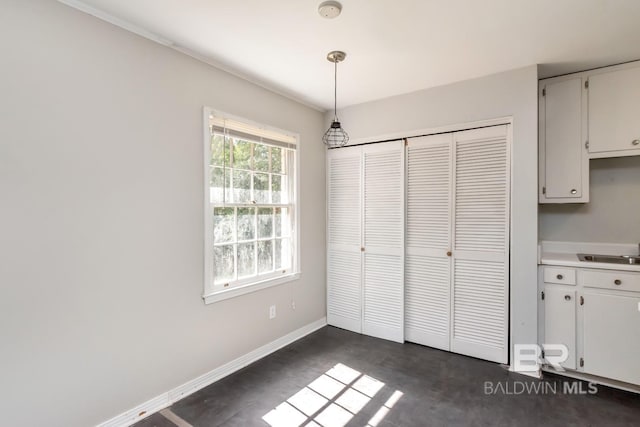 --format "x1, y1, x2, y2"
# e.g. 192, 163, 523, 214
327, 146, 362, 333
362, 141, 405, 343
451, 125, 510, 364
405, 134, 453, 351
